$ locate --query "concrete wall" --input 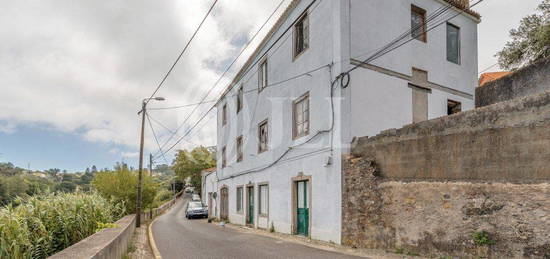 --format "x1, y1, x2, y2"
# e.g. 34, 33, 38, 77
476, 58, 550, 108
341, 91, 550, 258
49, 215, 136, 259
49, 193, 182, 259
